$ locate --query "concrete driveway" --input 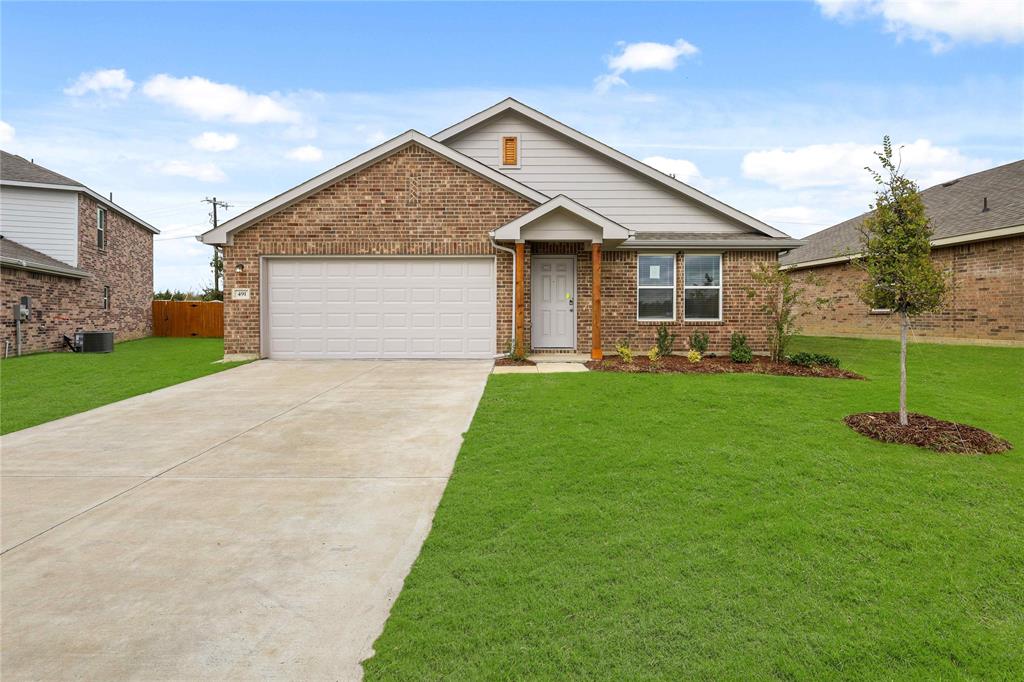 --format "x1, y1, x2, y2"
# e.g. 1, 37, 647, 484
1, 359, 491, 680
